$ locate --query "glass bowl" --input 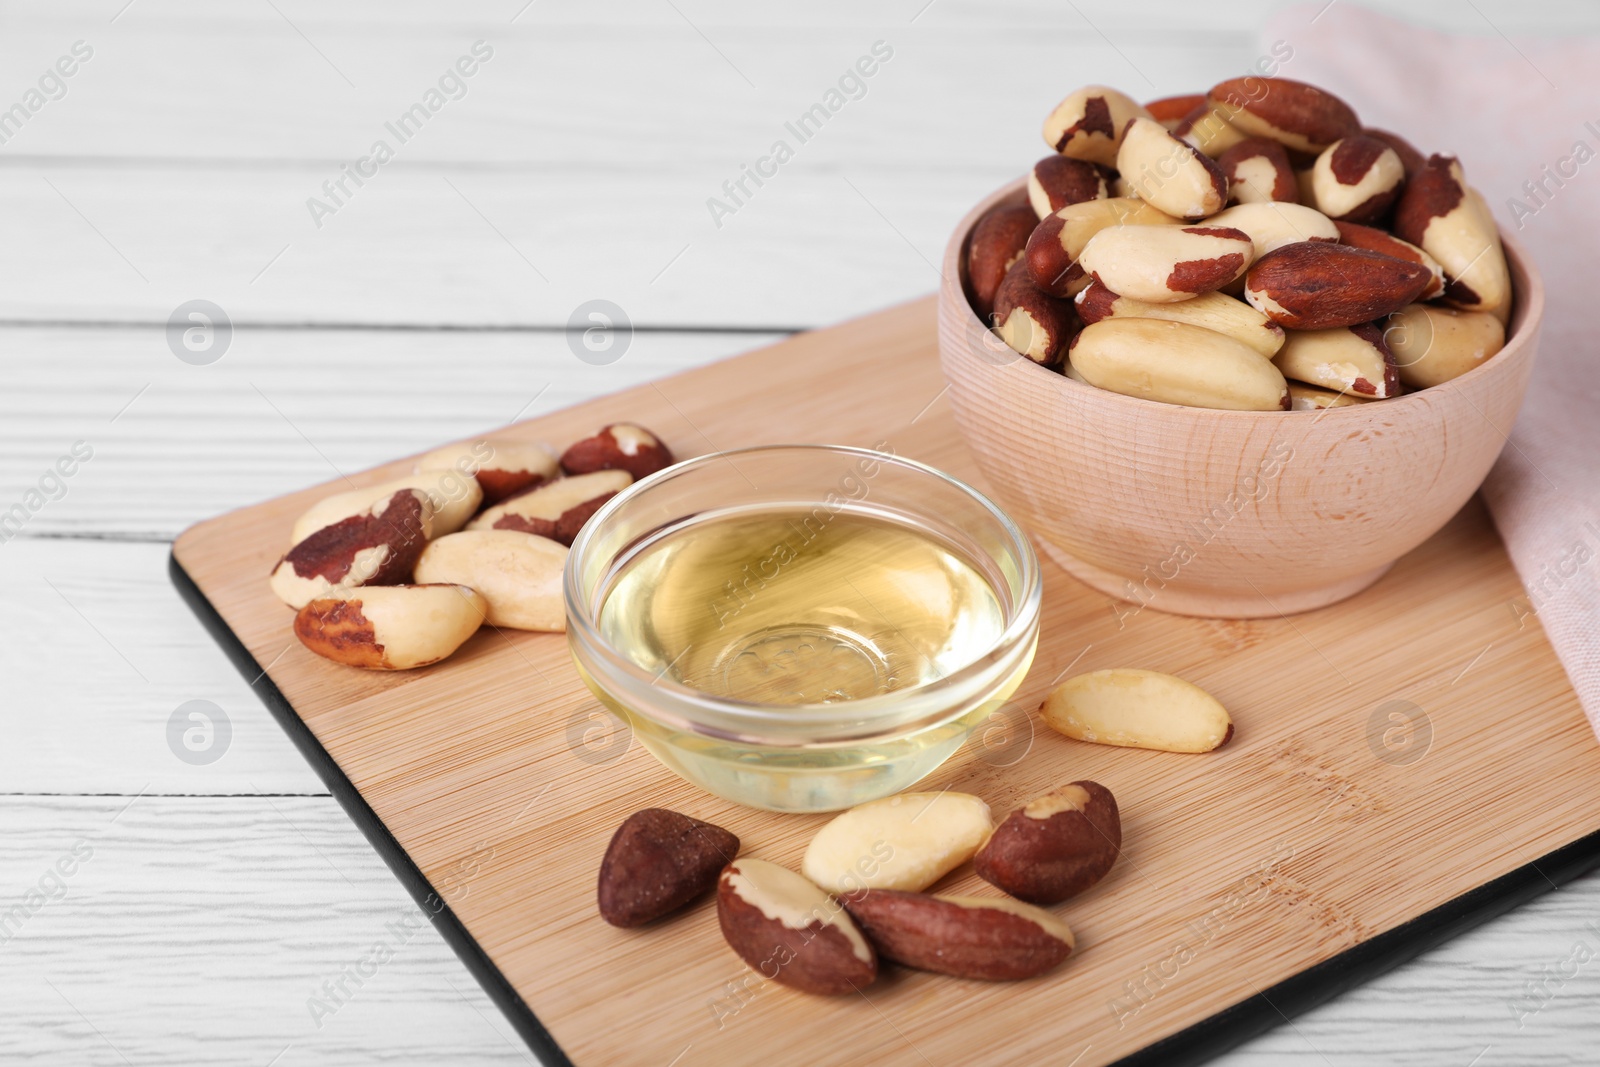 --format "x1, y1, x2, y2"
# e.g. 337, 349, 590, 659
564, 445, 1041, 812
